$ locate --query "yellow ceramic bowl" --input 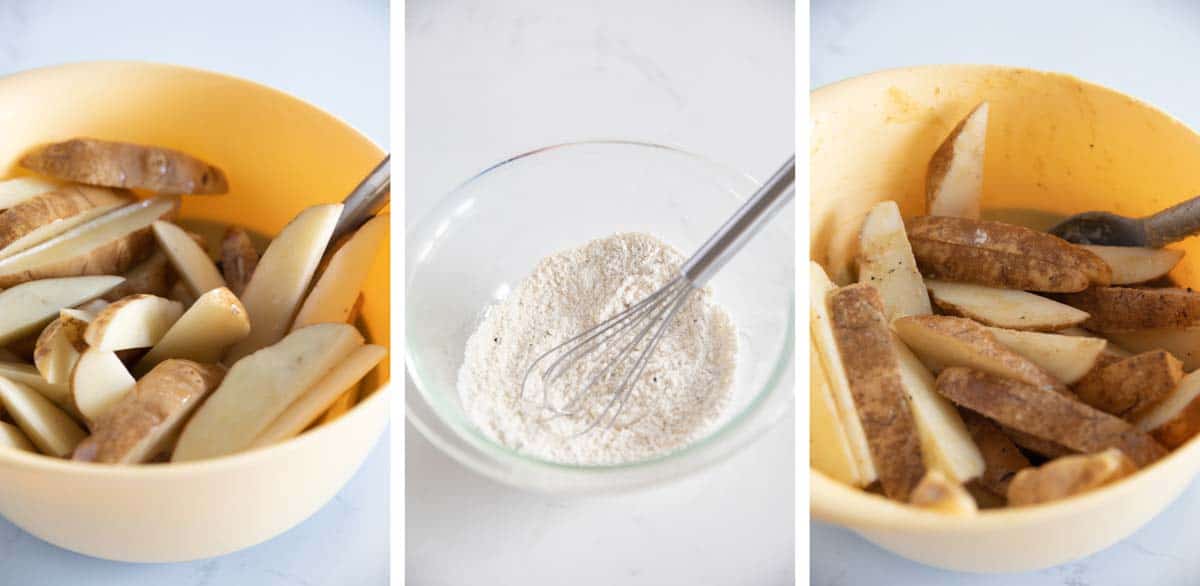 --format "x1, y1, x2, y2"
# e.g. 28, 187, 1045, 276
812, 65, 1200, 572
0, 62, 390, 562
